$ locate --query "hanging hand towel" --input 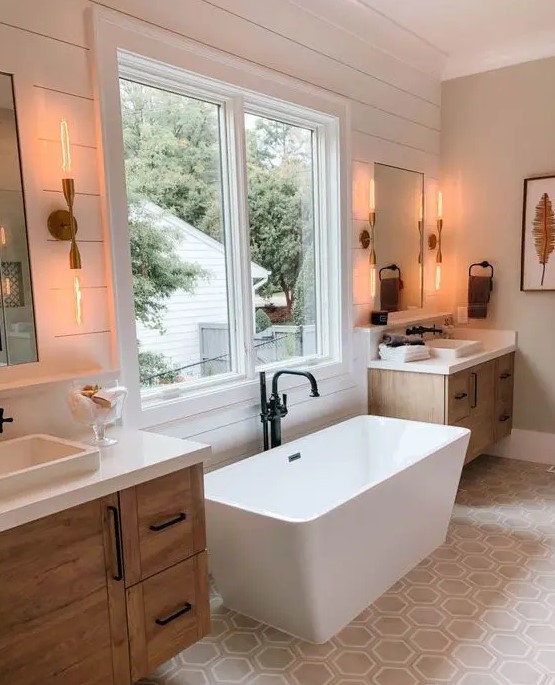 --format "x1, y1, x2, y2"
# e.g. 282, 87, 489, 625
468, 262, 494, 319
380, 277, 400, 312
468, 275, 491, 319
